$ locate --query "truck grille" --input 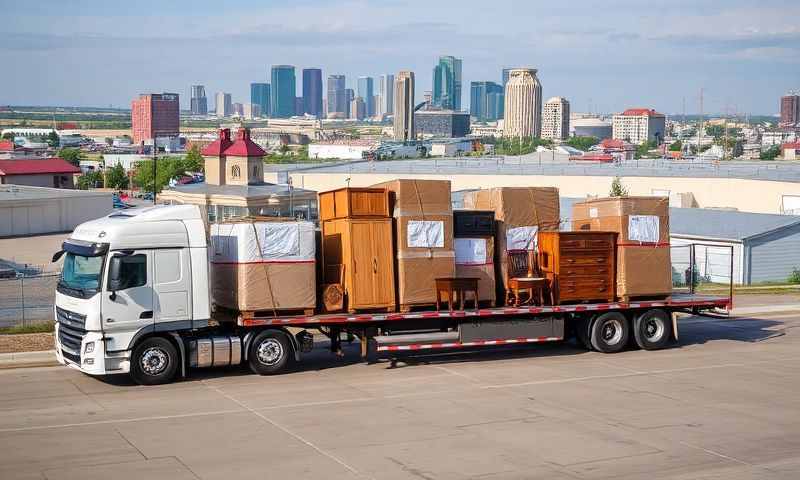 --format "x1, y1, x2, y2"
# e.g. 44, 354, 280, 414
57, 307, 86, 363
